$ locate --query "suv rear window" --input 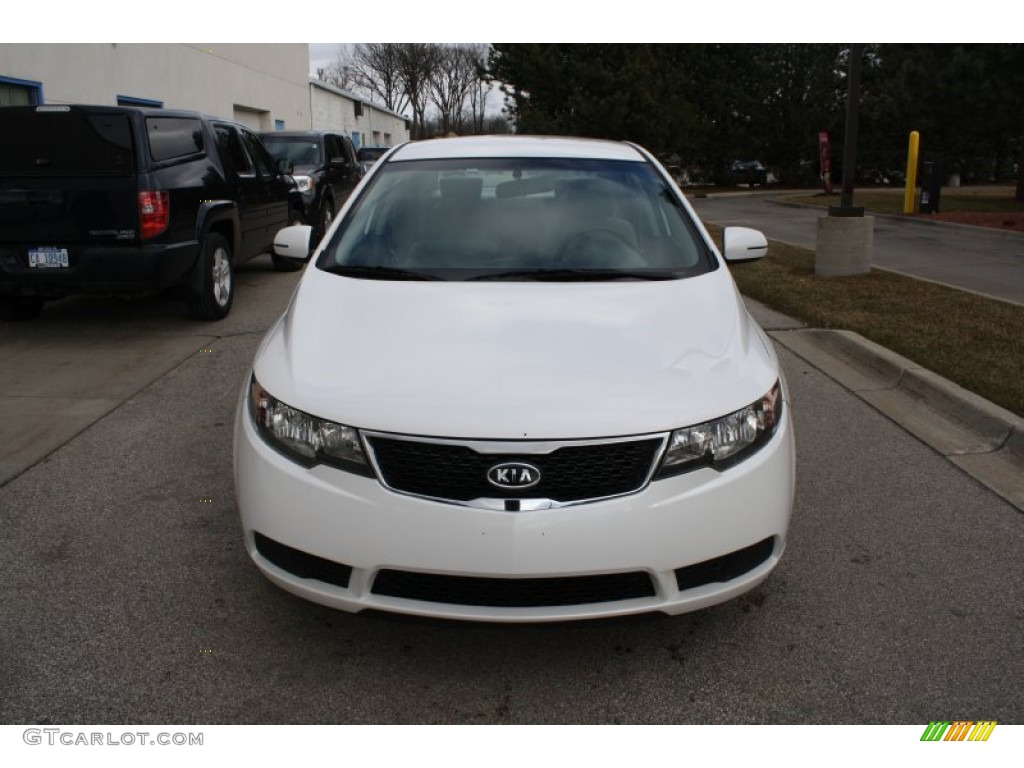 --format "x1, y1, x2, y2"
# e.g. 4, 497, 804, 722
146, 116, 204, 162
0, 107, 136, 176
262, 135, 322, 167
